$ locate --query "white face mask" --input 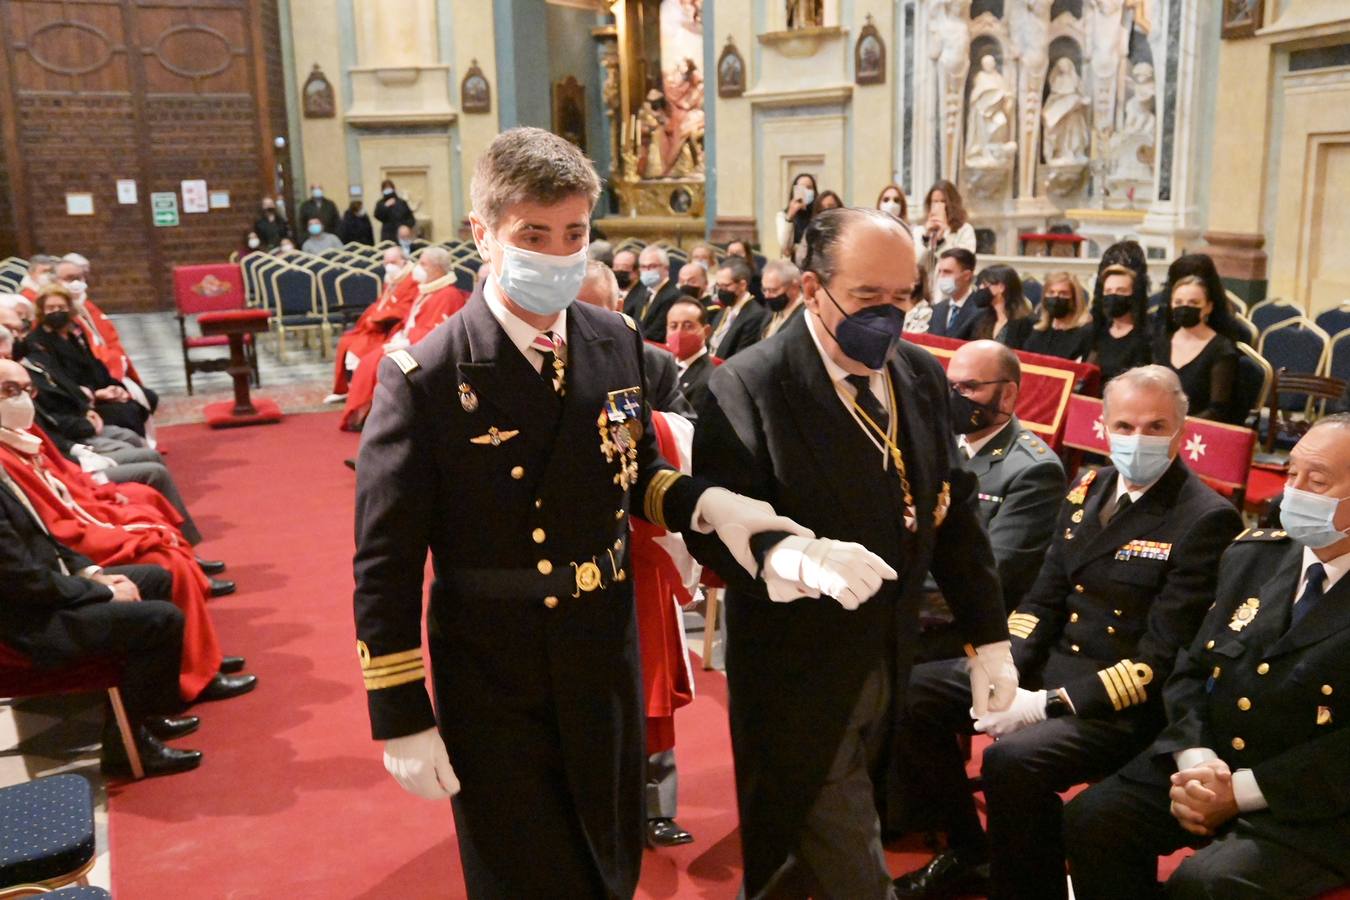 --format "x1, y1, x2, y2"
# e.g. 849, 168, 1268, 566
485, 233, 588, 317
0, 391, 35, 432
800, 188, 816, 205
880, 200, 903, 219
64, 279, 87, 298
937, 276, 958, 298
311, 188, 323, 199
384, 262, 402, 281
412, 264, 428, 284
247, 237, 261, 249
